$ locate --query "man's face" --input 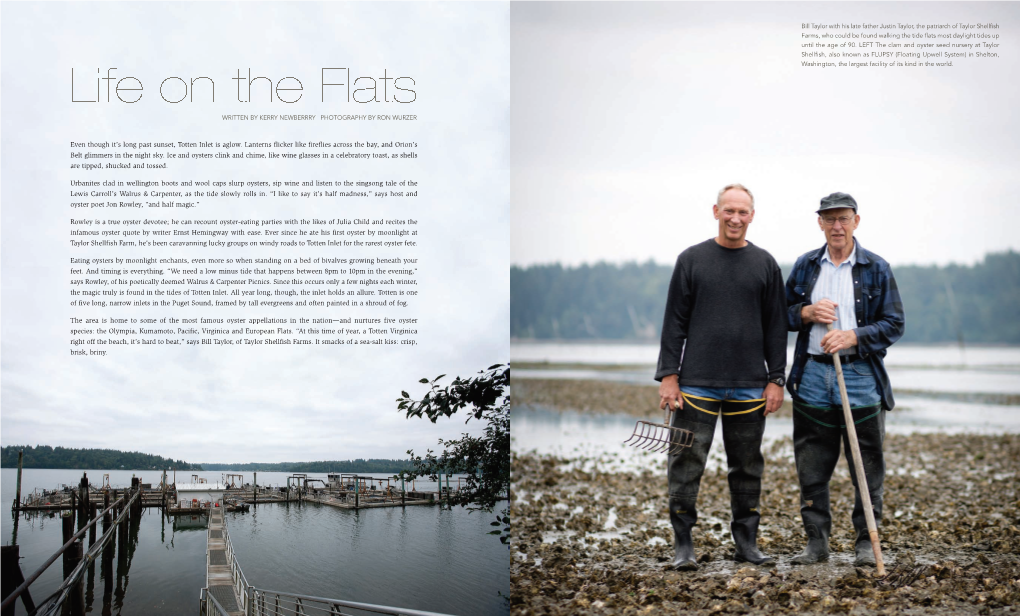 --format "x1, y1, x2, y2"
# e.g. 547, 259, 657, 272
713, 189, 754, 245
818, 207, 859, 252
